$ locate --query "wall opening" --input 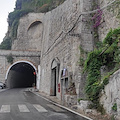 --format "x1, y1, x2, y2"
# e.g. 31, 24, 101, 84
50, 58, 60, 96
61, 69, 68, 101
51, 67, 57, 96
6, 61, 37, 89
